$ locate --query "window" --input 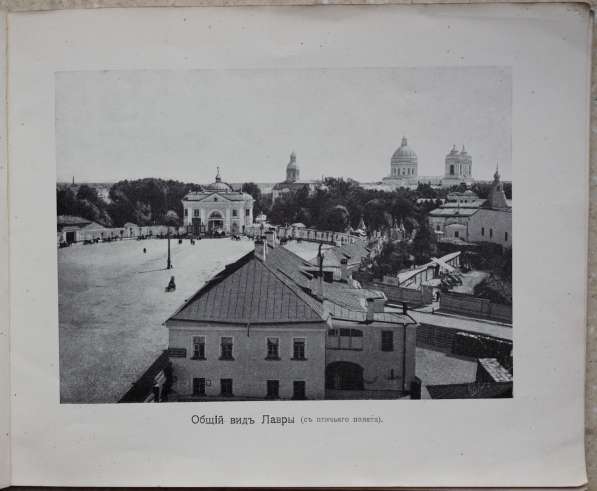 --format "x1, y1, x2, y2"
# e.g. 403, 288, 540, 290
481, 227, 485, 236
328, 328, 363, 350
193, 209, 200, 218
505, 231, 508, 242
220, 378, 233, 397
436, 224, 440, 231
292, 381, 306, 400
245, 209, 250, 217
381, 330, 394, 351
232, 209, 238, 217
454, 231, 460, 238
266, 337, 280, 360
191, 336, 205, 360
489, 228, 493, 239
266, 380, 279, 399
192, 378, 206, 396
220, 337, 234, 360
293, 338, 306, 360
184, 208, 188, 217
